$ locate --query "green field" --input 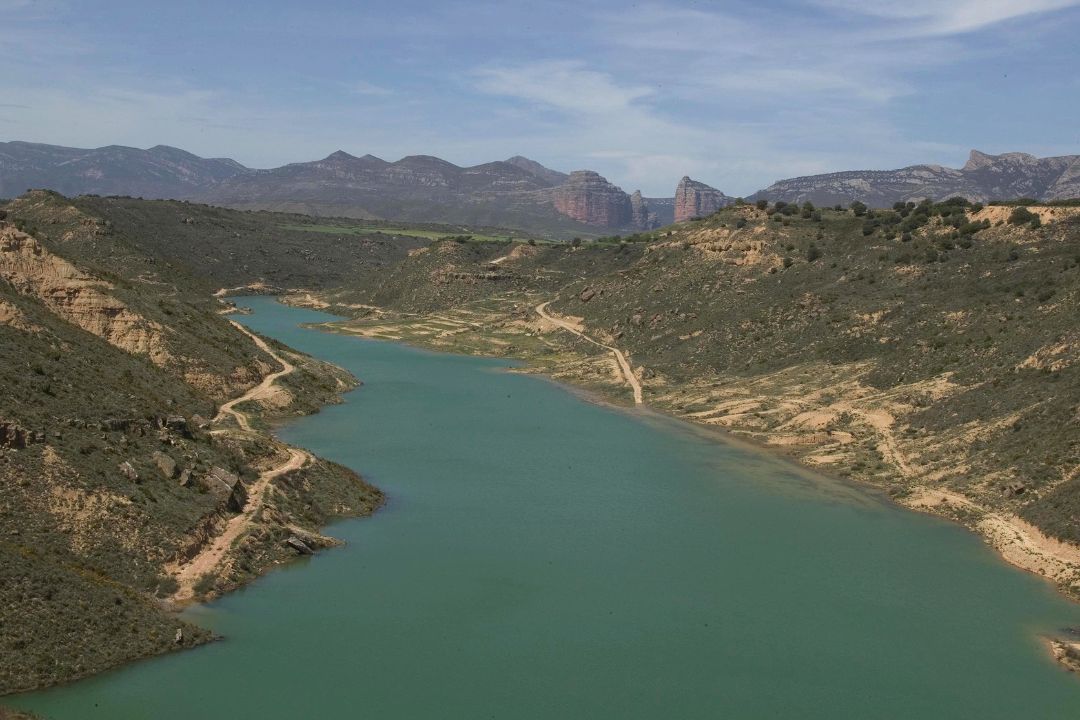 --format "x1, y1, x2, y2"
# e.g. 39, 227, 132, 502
281, 223, 516, 243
